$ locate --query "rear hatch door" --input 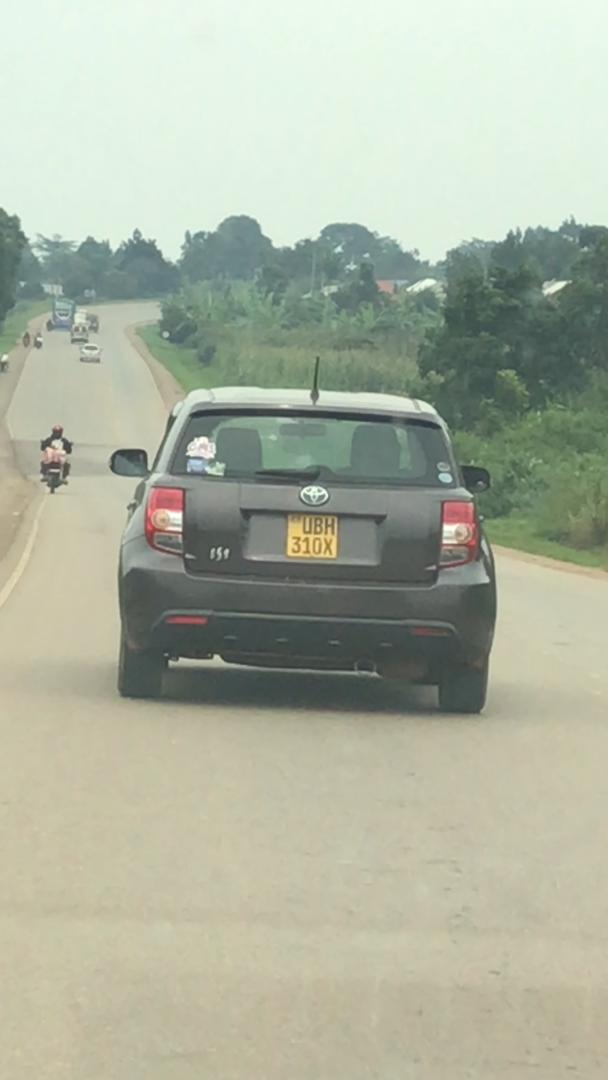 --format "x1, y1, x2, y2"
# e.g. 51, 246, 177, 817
182, 478, 444, 584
